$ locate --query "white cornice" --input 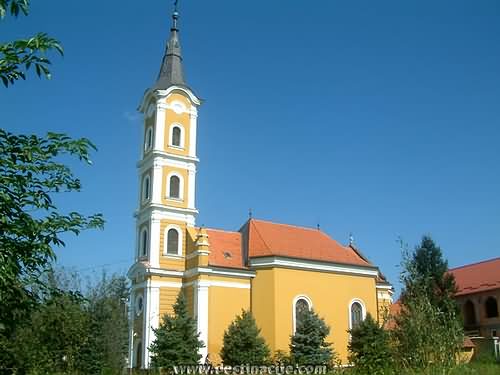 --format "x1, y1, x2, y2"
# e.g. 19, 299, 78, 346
249, 256, 380, 277
184, 267, 255, 279
138, 86, 201, 113
138, 151, 199, 170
